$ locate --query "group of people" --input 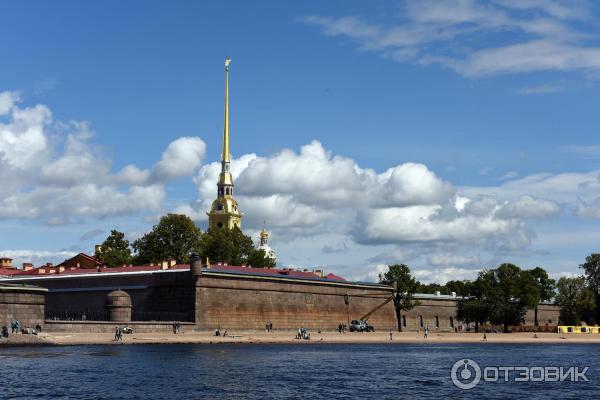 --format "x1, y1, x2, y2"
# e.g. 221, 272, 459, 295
214, 328, 228, 337
337, 323, 347, 334
172, 321, 181, 334
1, 321, 42, 338
296, 327, 310, 340
114, 326, 123, 341
265, 322, 273, 332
